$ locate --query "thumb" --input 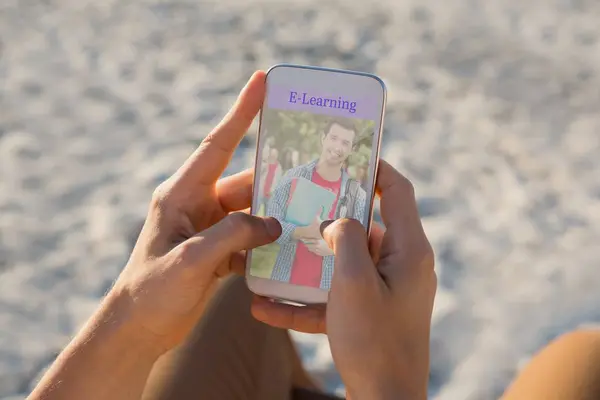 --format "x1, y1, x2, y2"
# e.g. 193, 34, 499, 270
173, 212, 281, 278
320, 219, 380, 296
